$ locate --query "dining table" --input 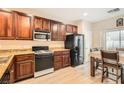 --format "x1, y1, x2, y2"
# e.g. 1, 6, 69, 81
89, 51, 124, 84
